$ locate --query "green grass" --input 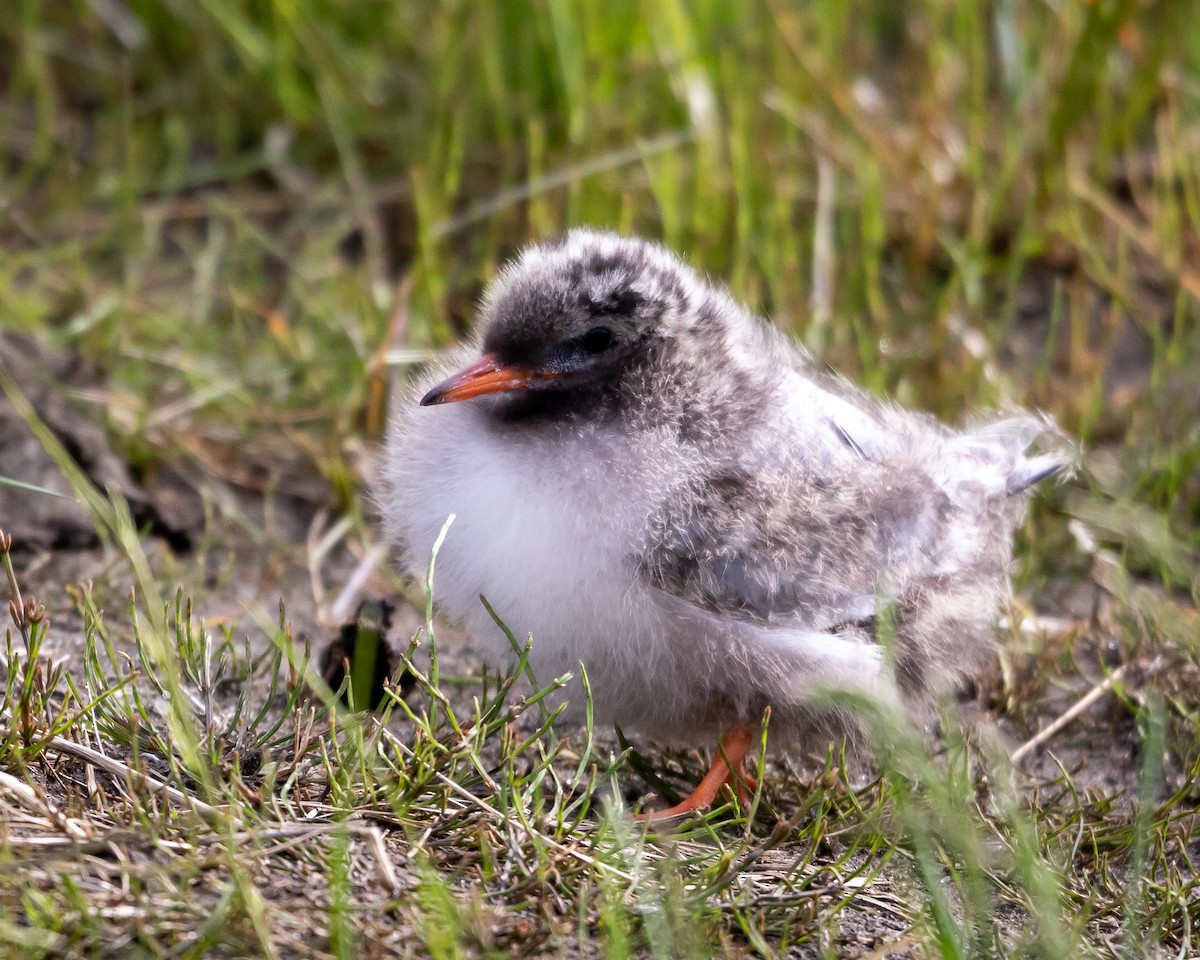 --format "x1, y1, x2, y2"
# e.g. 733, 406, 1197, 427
2, 0, 1199, 956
